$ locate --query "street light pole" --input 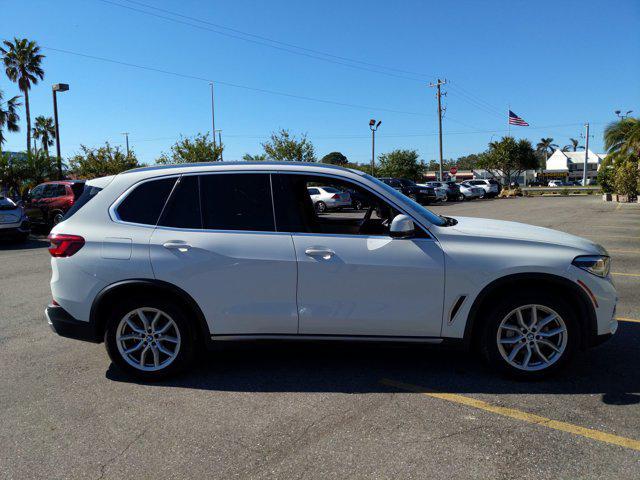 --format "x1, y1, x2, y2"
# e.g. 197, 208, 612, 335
215, 129, 223, 161
369, 119, 381, 175
52, 83, 69, 180
209, 82, 217, 157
